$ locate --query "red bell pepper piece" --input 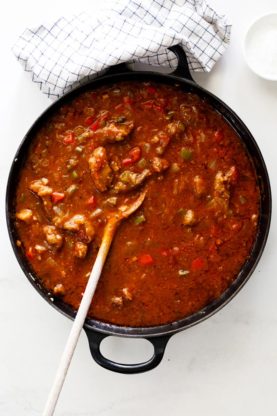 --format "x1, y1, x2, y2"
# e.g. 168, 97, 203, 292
146, 86, 157, 94
122, 158, 133, 167
26, 247, 35, 260
89, 120, 100, 131
139, 254, 154, 265
129, 146, 141, 162
191, 256, 205, 271
84, 116, 94, 126
51, 192, 65, 204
